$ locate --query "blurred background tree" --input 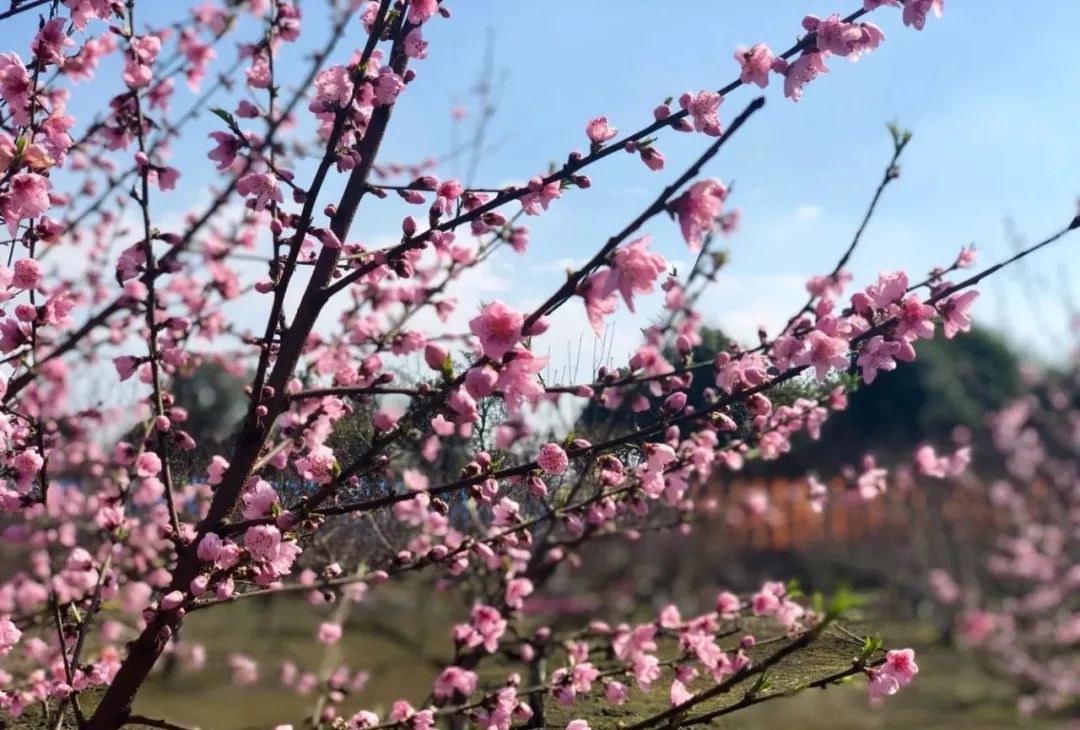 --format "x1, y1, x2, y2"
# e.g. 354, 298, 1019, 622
171, 361, 250, 444
778, 326, 1022, 474
575, 324, 1022, 475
